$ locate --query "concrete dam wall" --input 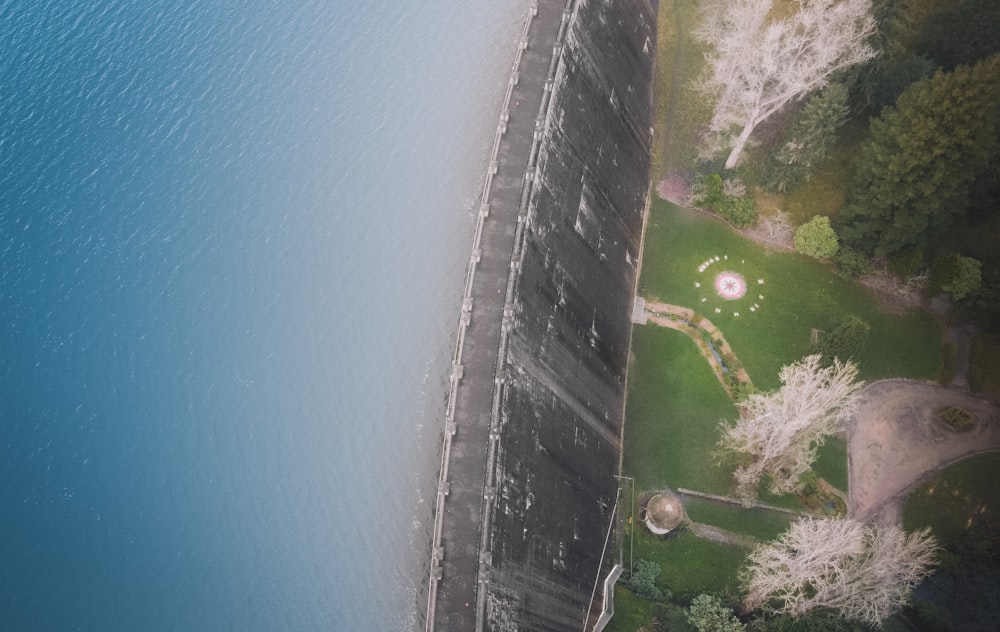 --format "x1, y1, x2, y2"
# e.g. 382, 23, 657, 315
426, 1, 655, 630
